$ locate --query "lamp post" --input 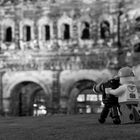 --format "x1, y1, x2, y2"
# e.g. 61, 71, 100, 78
117, 8, 123, 69
116, 1, 126, 69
